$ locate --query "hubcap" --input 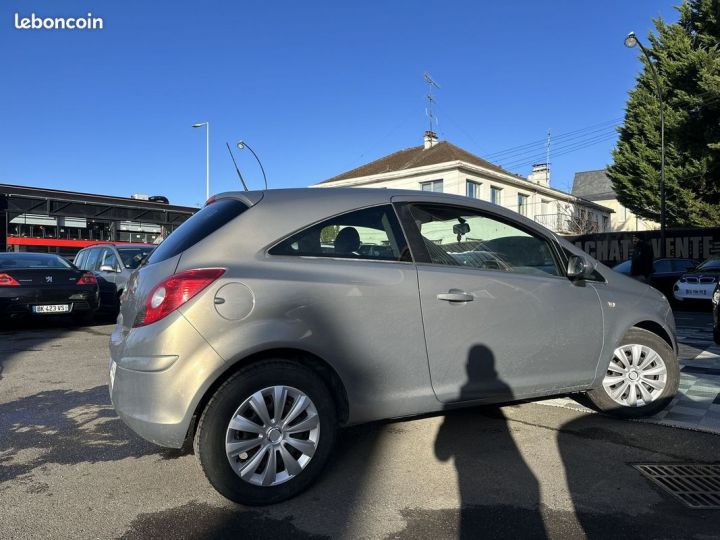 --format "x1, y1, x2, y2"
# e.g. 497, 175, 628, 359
602, 344, 668, 407
225, 385, 320, 487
